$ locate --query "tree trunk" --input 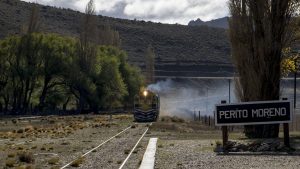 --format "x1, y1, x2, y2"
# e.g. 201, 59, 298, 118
77, 94, 85, 114
244, 124, 280, 138
22, 79, 30, 114
25, 81, 35, 115
4, 96, 9, 115
63, 97, 70, 112
39, 76, 51, 112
